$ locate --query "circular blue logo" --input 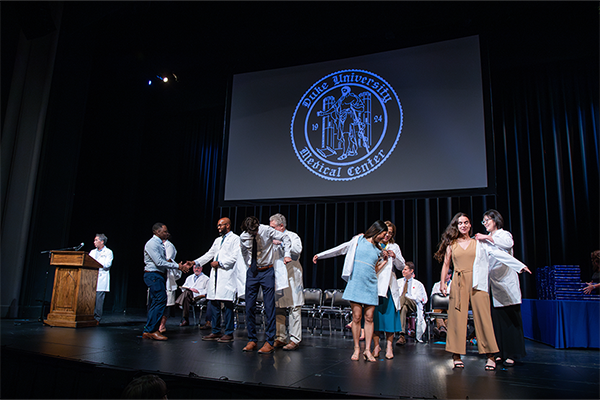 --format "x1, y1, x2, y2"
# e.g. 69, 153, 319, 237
291, 69, 403, 181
